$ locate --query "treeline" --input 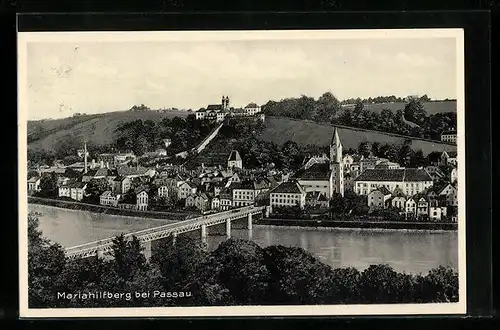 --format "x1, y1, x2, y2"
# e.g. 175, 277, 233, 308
262, 93, 456, 141
28, 213, 458, 308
